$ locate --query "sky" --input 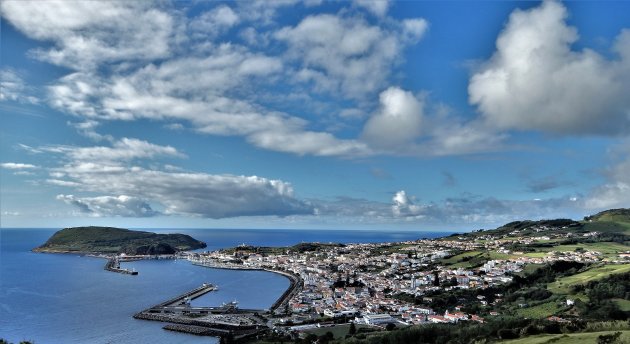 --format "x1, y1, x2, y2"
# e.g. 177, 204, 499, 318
1, 0, 629, 231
